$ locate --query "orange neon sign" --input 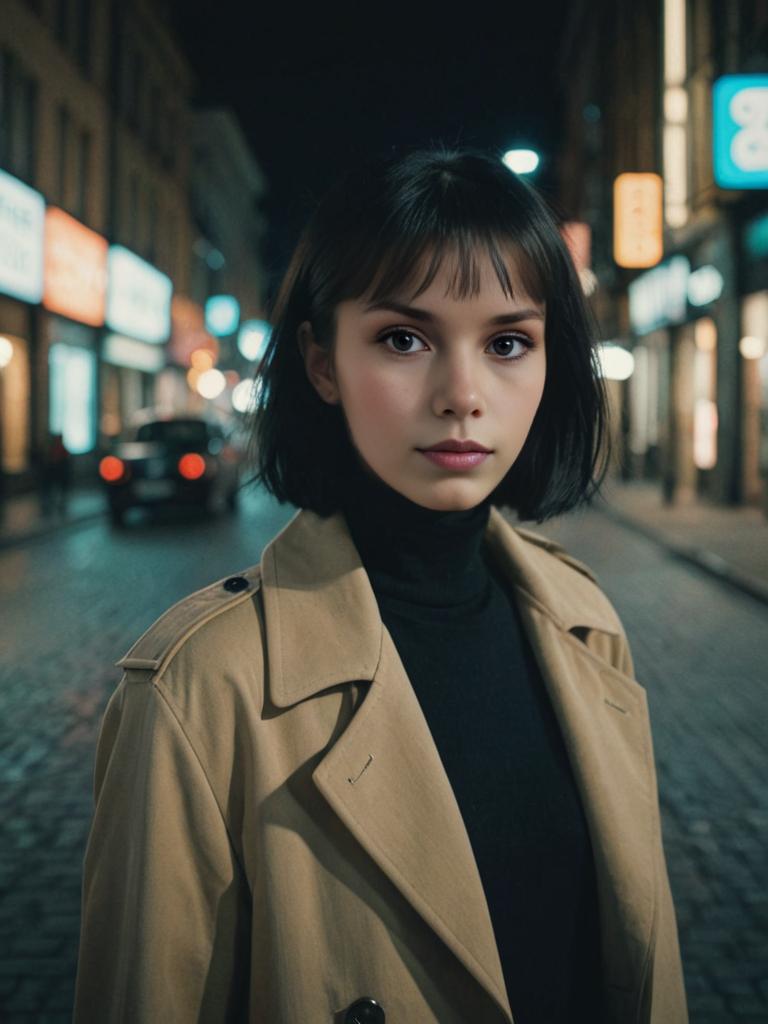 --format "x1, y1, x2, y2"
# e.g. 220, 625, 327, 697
613, 173, 664, 269
44, 208, 108, 326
